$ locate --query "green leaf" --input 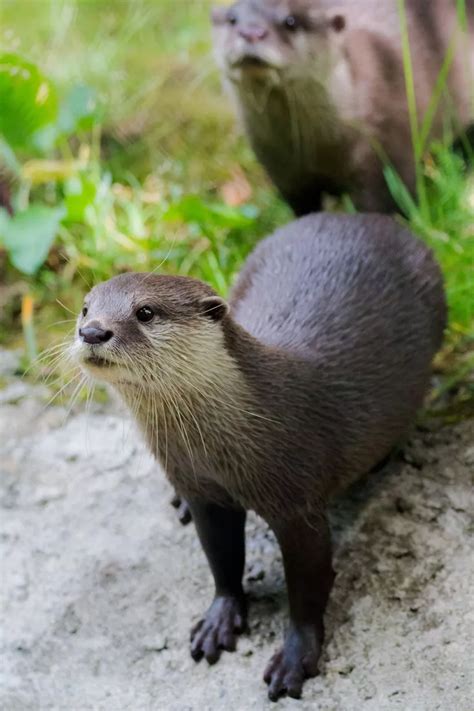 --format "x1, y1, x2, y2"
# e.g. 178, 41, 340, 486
0, 53, 58, 149
384, 165, 418, 218
0, 137, 21, 176
164, 195, 256, 230
0, 204, 65, 274
58, 84, 99, 134
34, 85, 100, 152
64, 175, 97, 223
